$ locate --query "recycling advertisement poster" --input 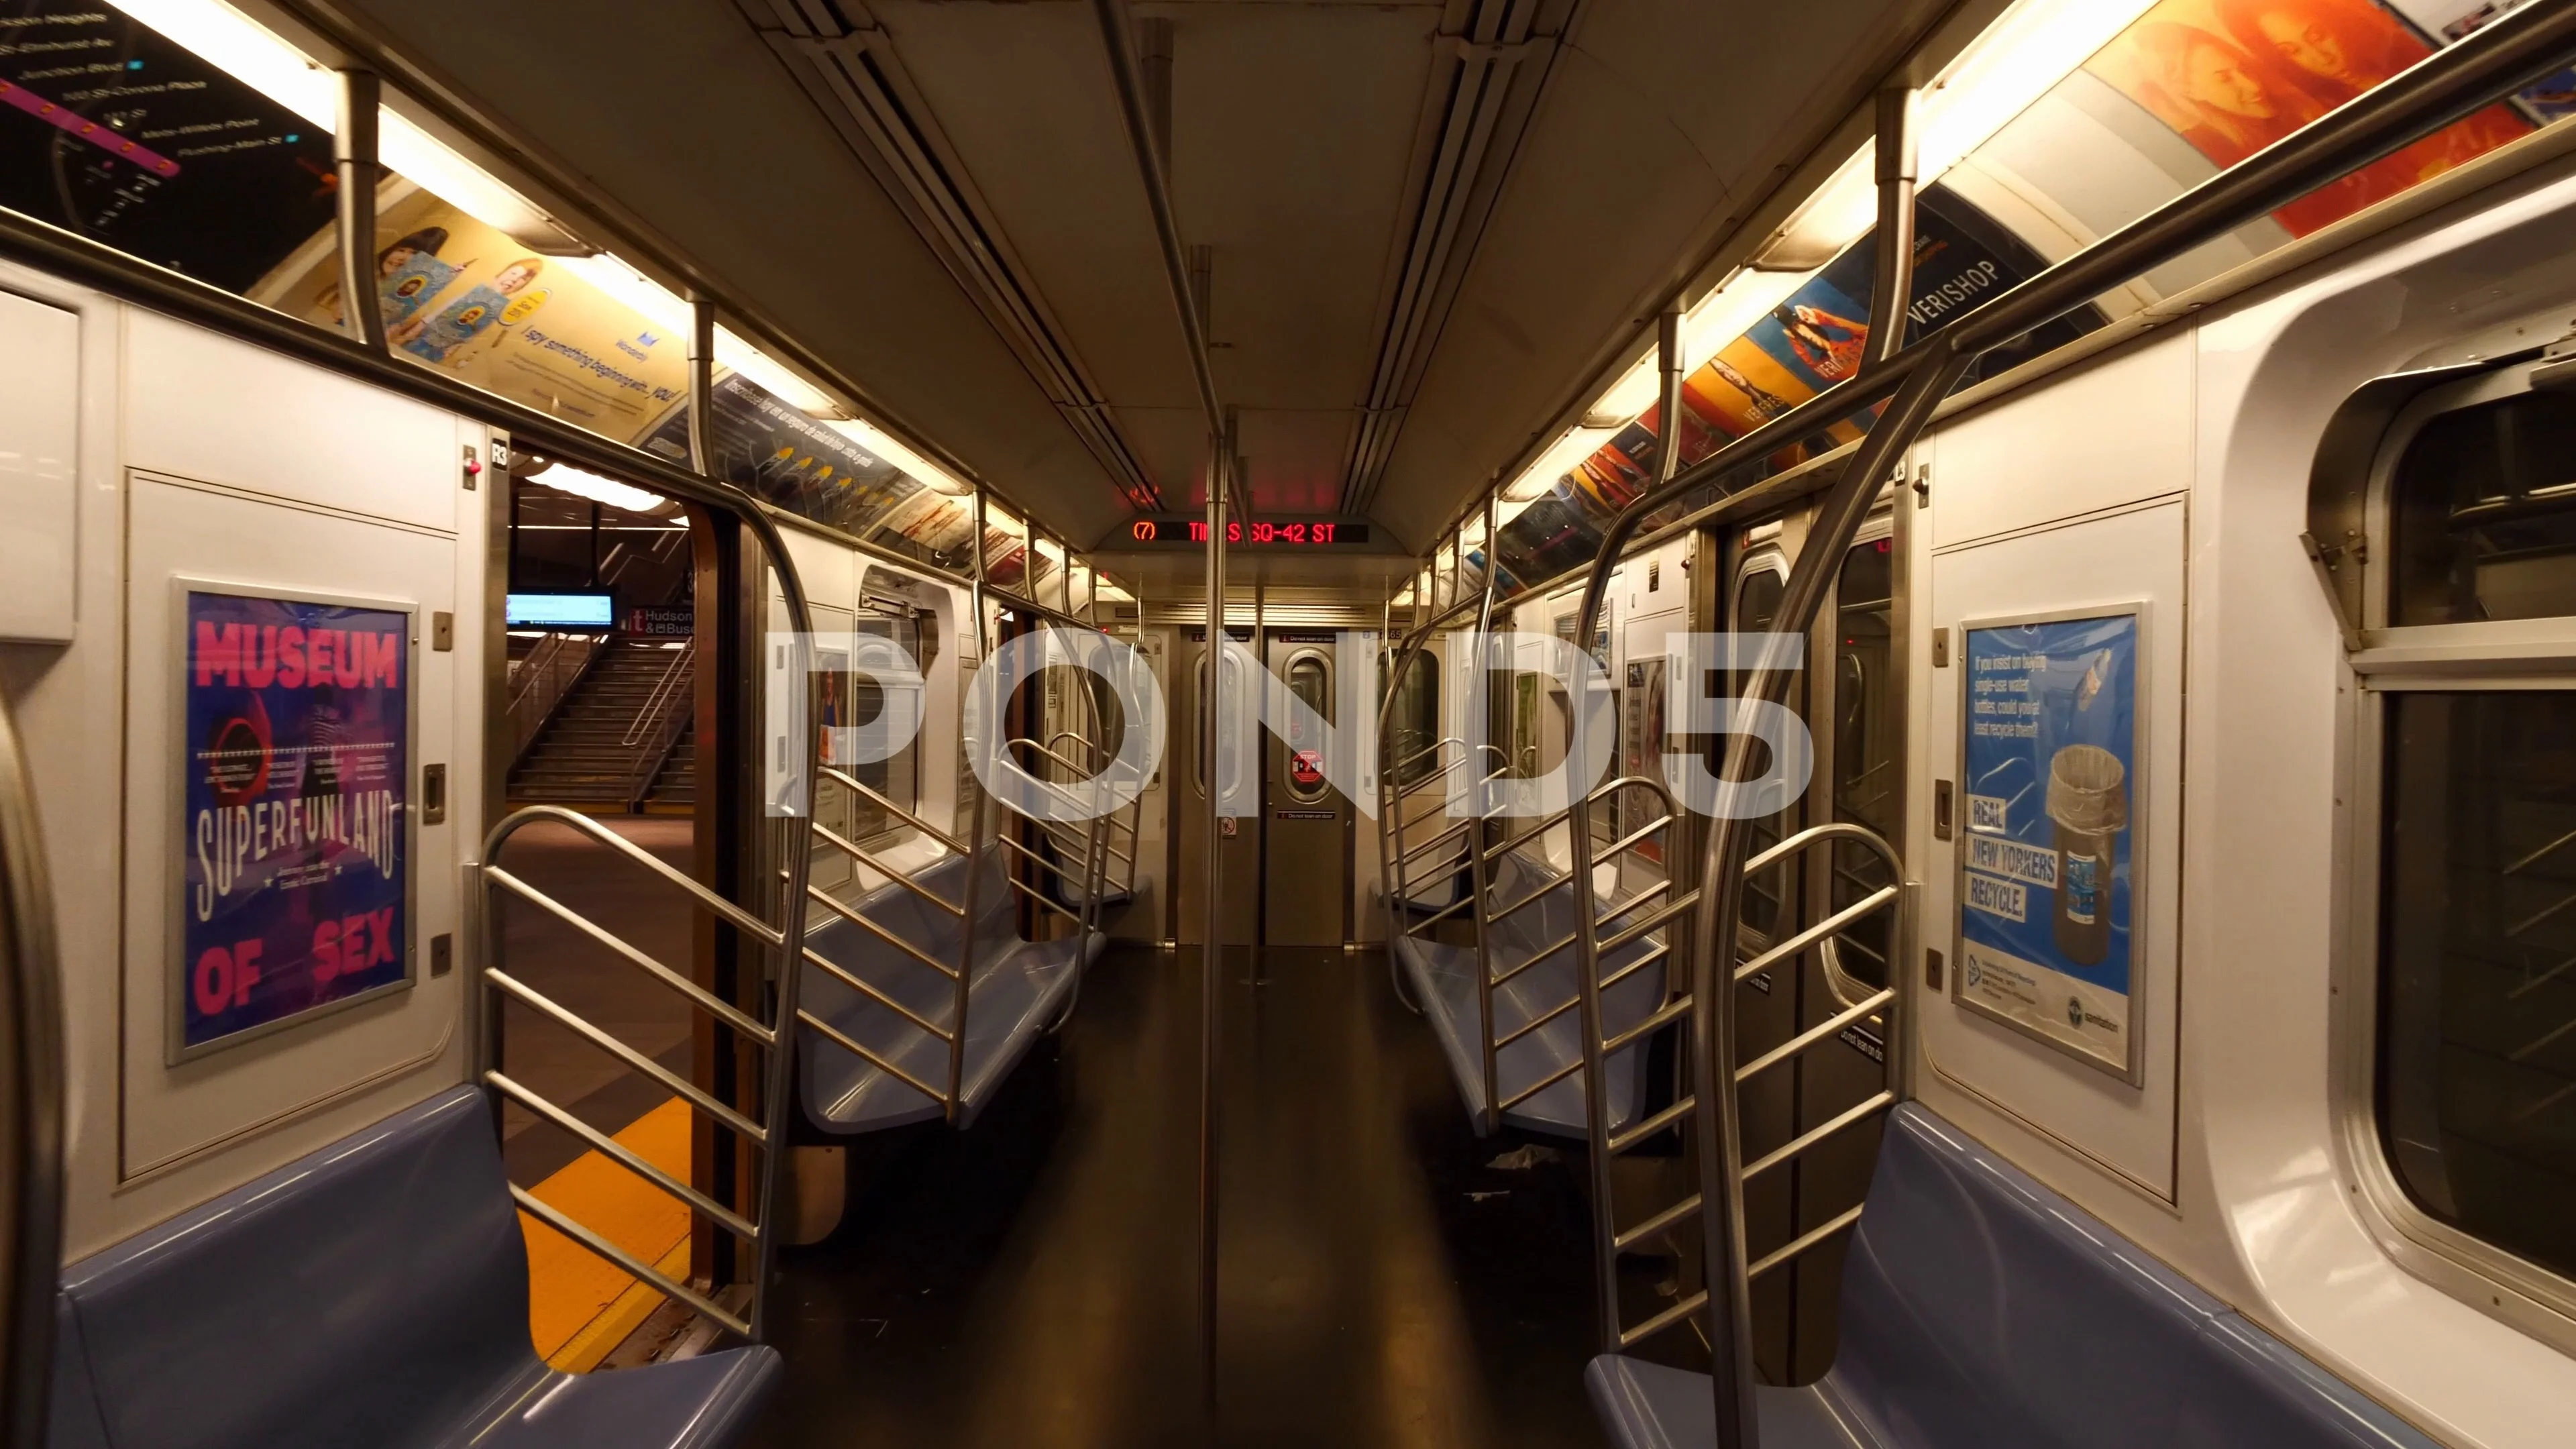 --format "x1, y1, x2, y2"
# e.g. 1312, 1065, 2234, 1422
1956, 609, 2143, 1081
